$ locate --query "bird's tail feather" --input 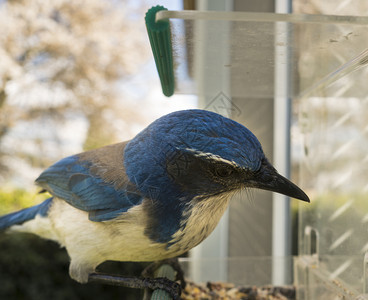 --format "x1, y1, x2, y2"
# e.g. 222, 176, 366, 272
0, 198, 53, 230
